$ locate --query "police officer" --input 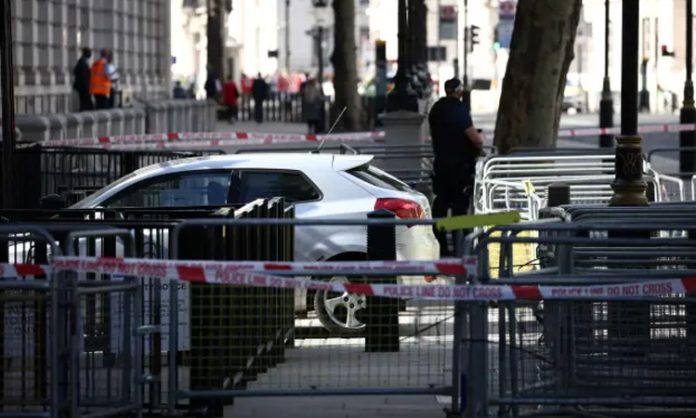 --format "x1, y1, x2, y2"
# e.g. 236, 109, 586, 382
428, 78, 483, 256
